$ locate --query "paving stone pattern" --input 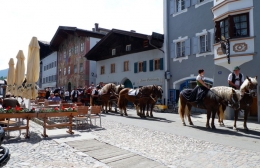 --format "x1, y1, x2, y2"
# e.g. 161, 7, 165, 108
2, 122, 106, 168
67, 139, 167, 168
93, 119, 260, 168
